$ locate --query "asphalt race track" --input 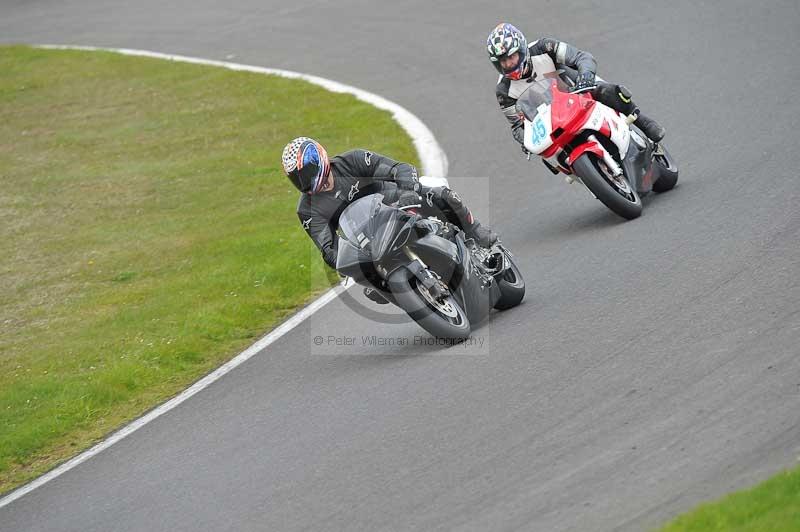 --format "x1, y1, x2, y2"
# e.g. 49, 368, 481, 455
2, 1, 799, 530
